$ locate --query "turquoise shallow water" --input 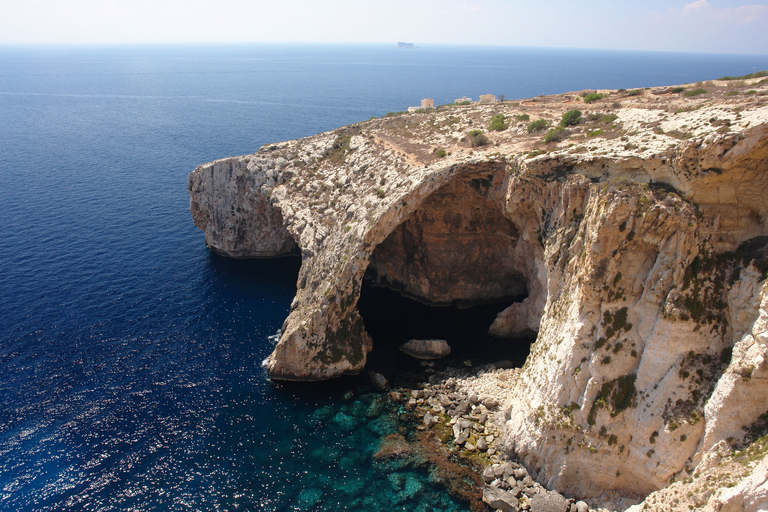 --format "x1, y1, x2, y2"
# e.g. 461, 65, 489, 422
1, 43, 768, 511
